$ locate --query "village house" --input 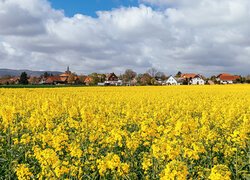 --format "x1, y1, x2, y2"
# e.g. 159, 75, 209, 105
156, 78, 164, 85
44, 76, 66, 85
43, 67, 79, 85
164, 75, 179, 85
216, 73, 240, 84
9, 77, 20, 84
39, 77, 47, 84
123, 77, 138, 86
181, 73, 197, 79
28, 76, 41, 85
180, 73, 205, 85
84, 76, 94, 85
190, 74, 205, 85
105, 72, 122, 85
0, 76, 19, 85
0, 78, 9, 85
